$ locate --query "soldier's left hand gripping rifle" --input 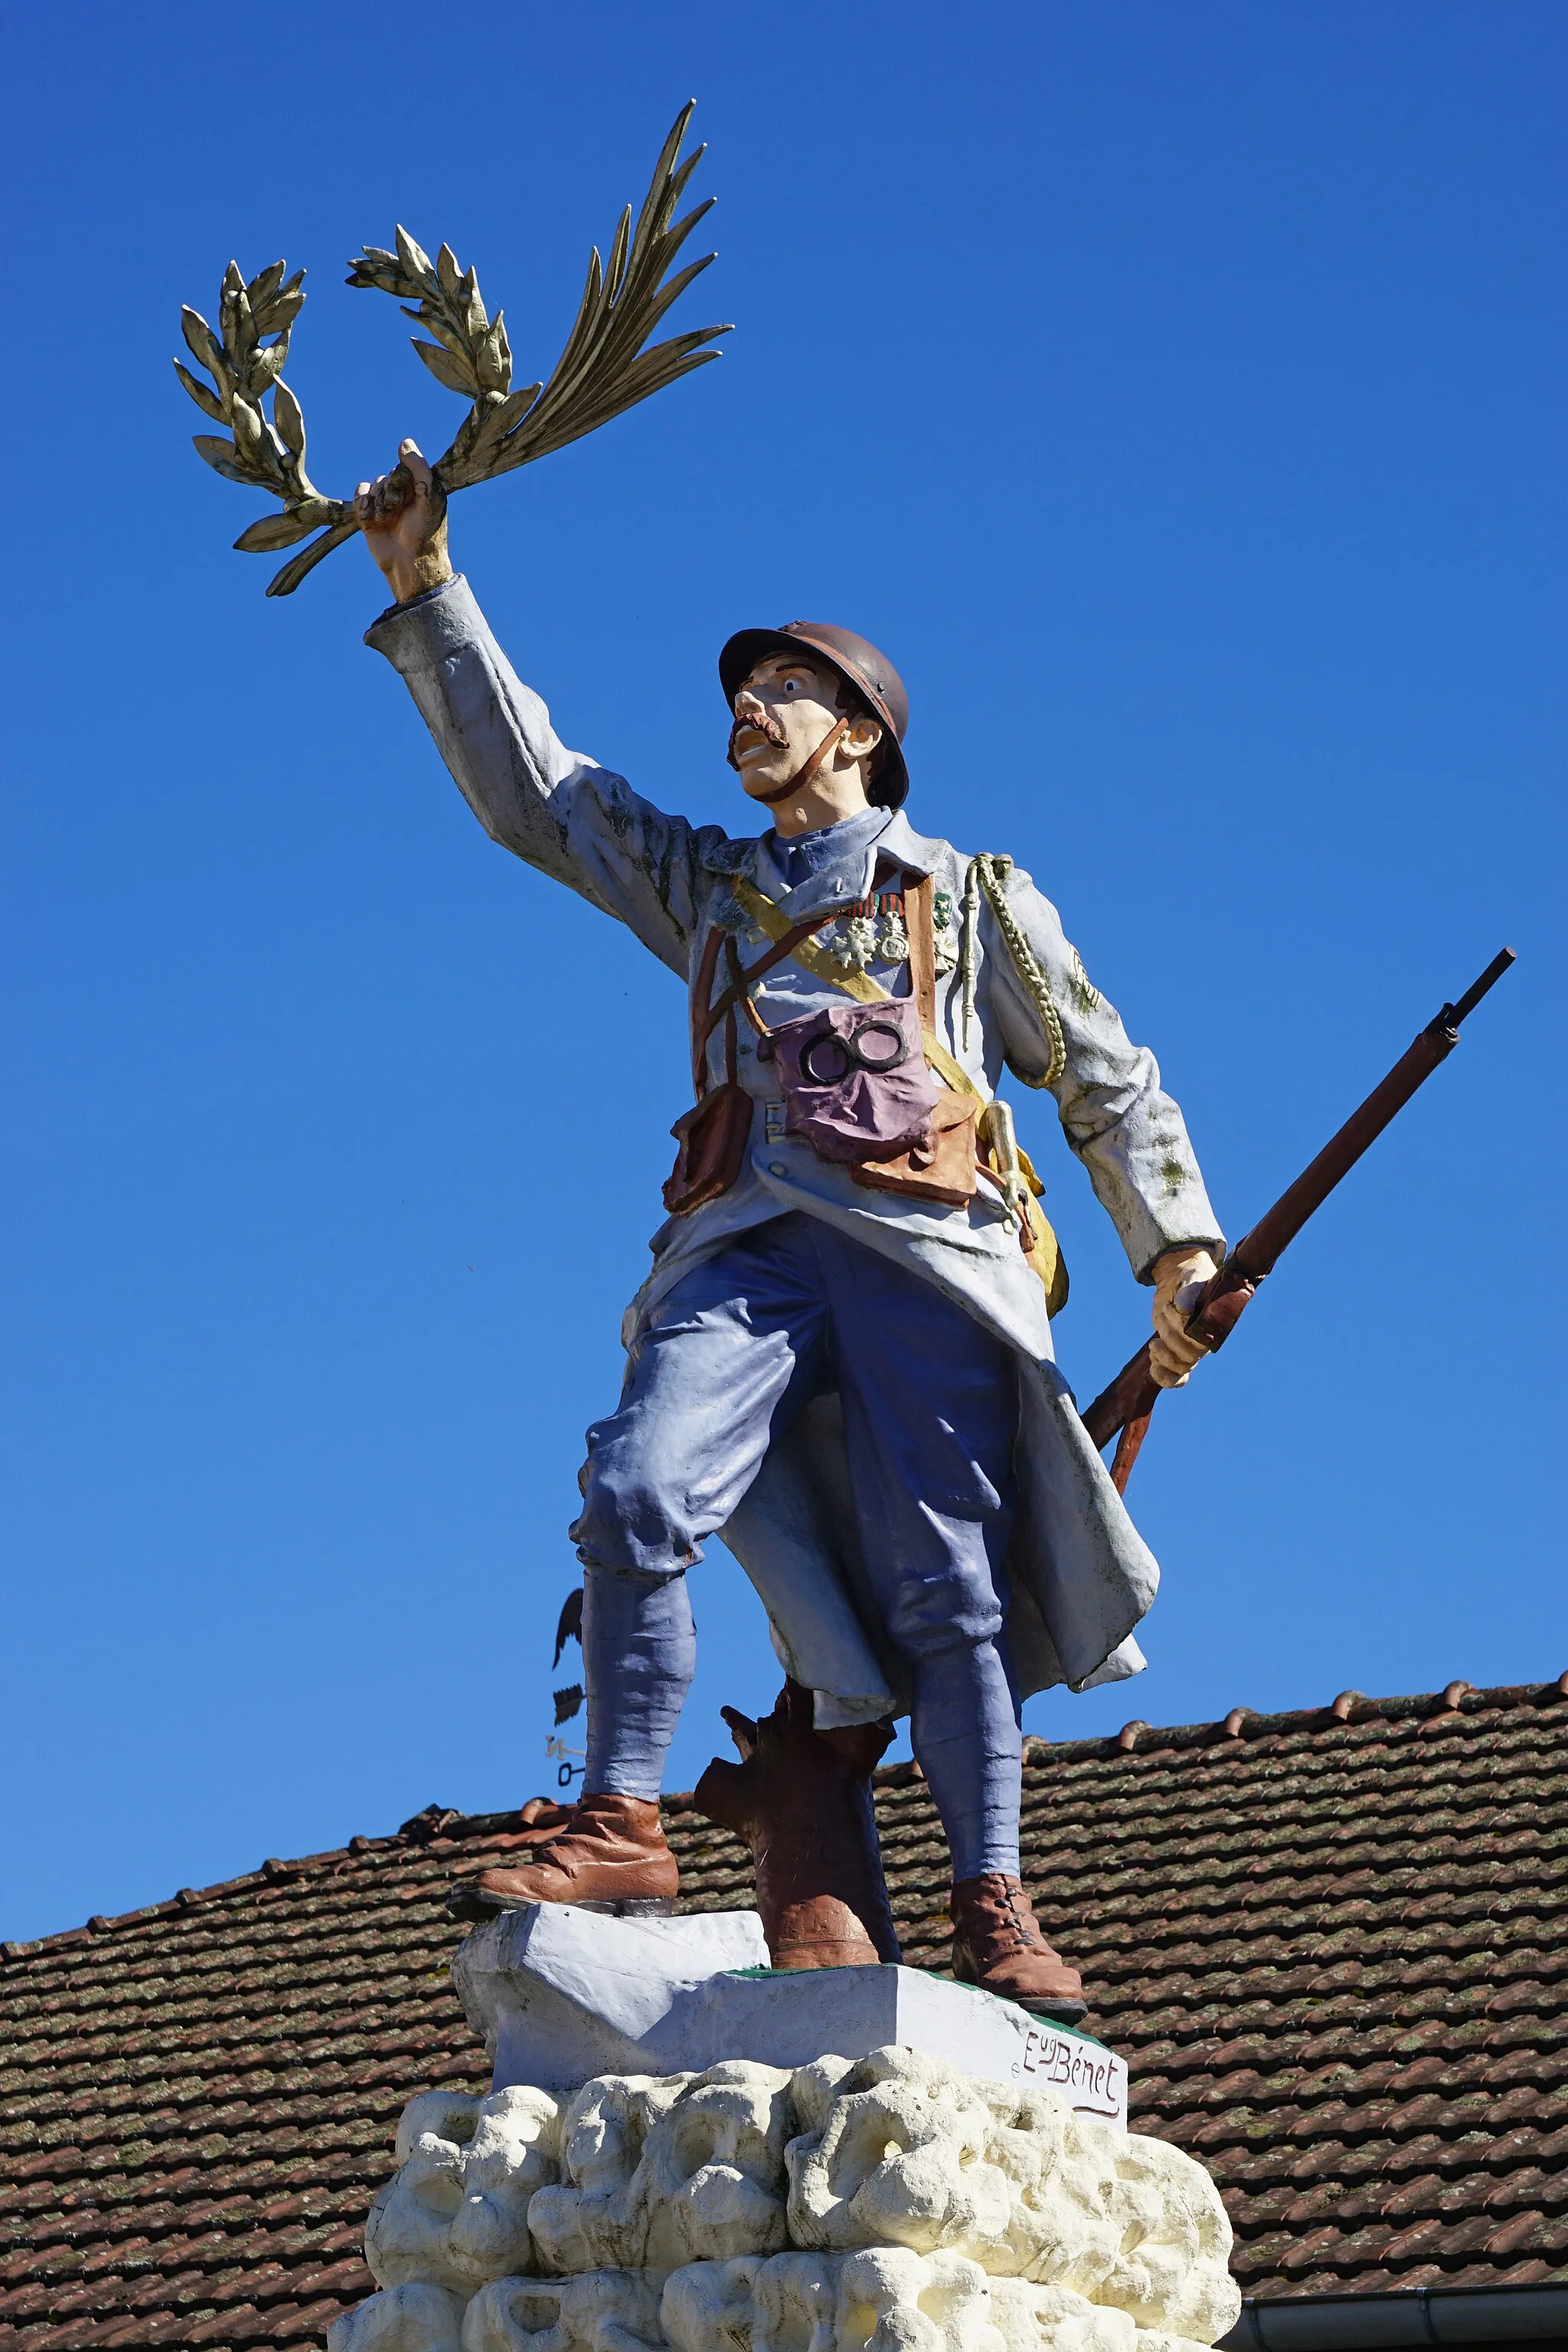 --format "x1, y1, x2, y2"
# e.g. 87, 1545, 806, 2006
173, 105, 730, 597
1083, 948, 1517, 1494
